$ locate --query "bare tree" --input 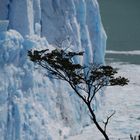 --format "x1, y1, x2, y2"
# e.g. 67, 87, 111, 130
28, 49, 129, 140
